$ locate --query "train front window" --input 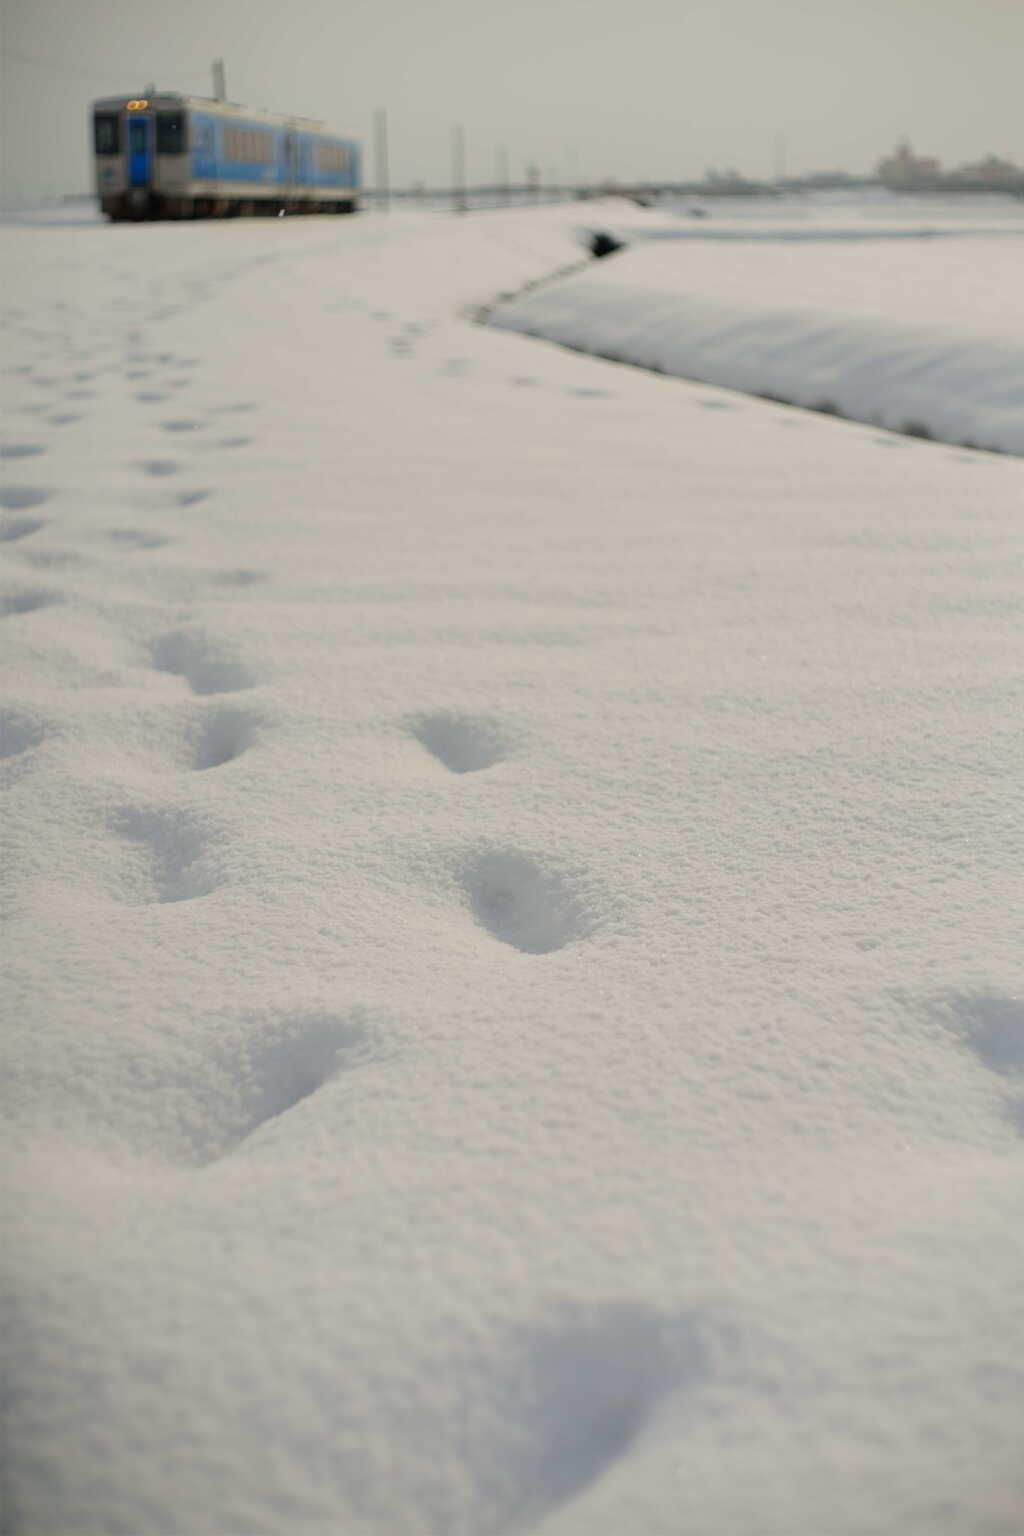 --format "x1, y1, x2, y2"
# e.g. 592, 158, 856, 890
93, 114, 120, 154
156, 112, 187, 153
